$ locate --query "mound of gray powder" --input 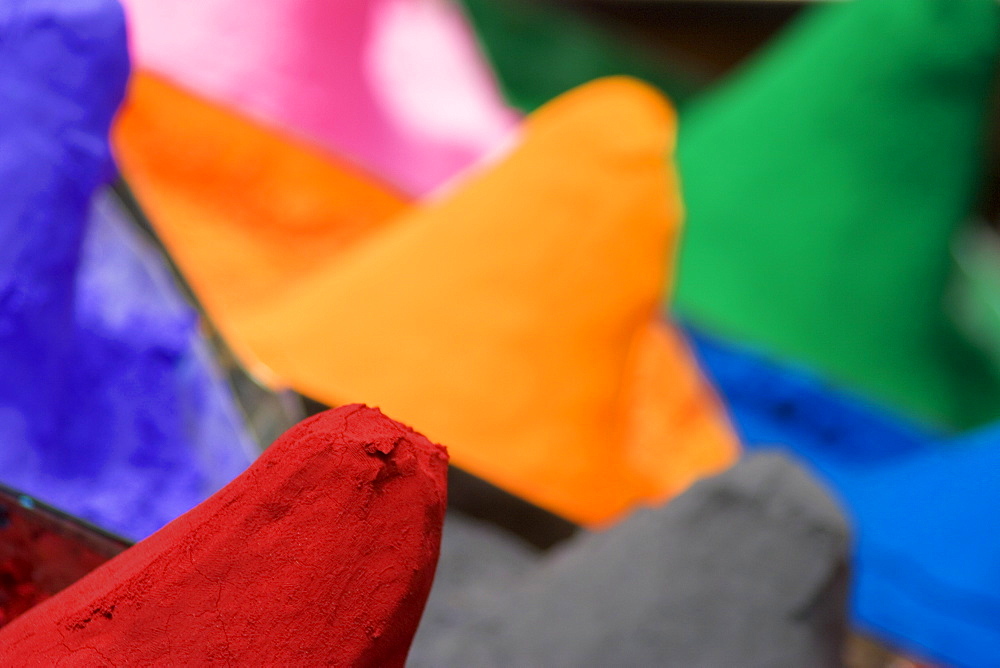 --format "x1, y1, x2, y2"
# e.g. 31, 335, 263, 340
412, 453, 850, 667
